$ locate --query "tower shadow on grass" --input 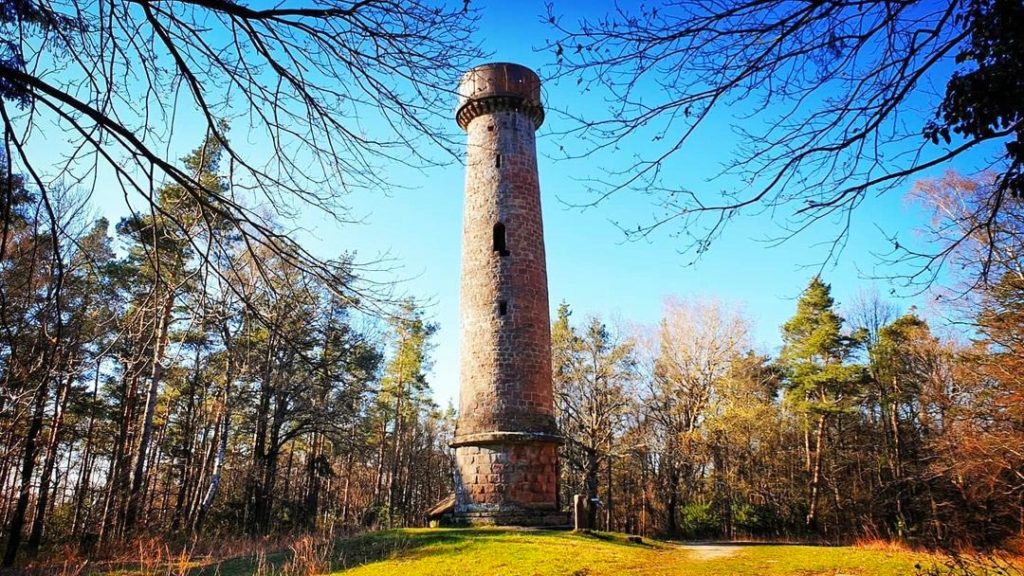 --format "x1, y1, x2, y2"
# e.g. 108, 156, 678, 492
332, 529, 493, 569
193, 528, 651, 576
572, 529, 652, 547
330, 528, 638, 568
